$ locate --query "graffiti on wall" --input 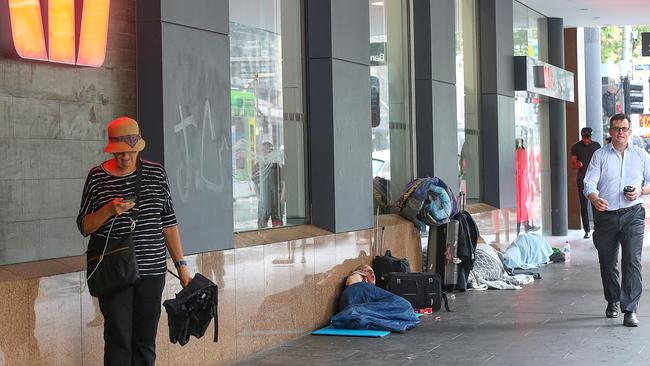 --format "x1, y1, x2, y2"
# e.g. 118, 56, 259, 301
173, 99, 230, 203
